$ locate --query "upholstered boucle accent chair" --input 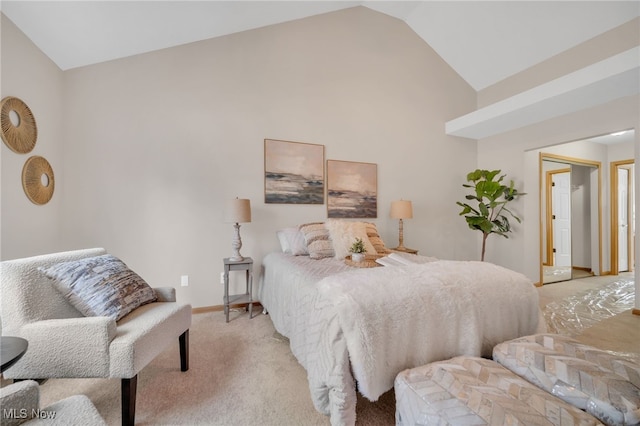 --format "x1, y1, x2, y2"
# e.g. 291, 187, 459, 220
1, 380, 107, 426
0, 248, 192, 426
